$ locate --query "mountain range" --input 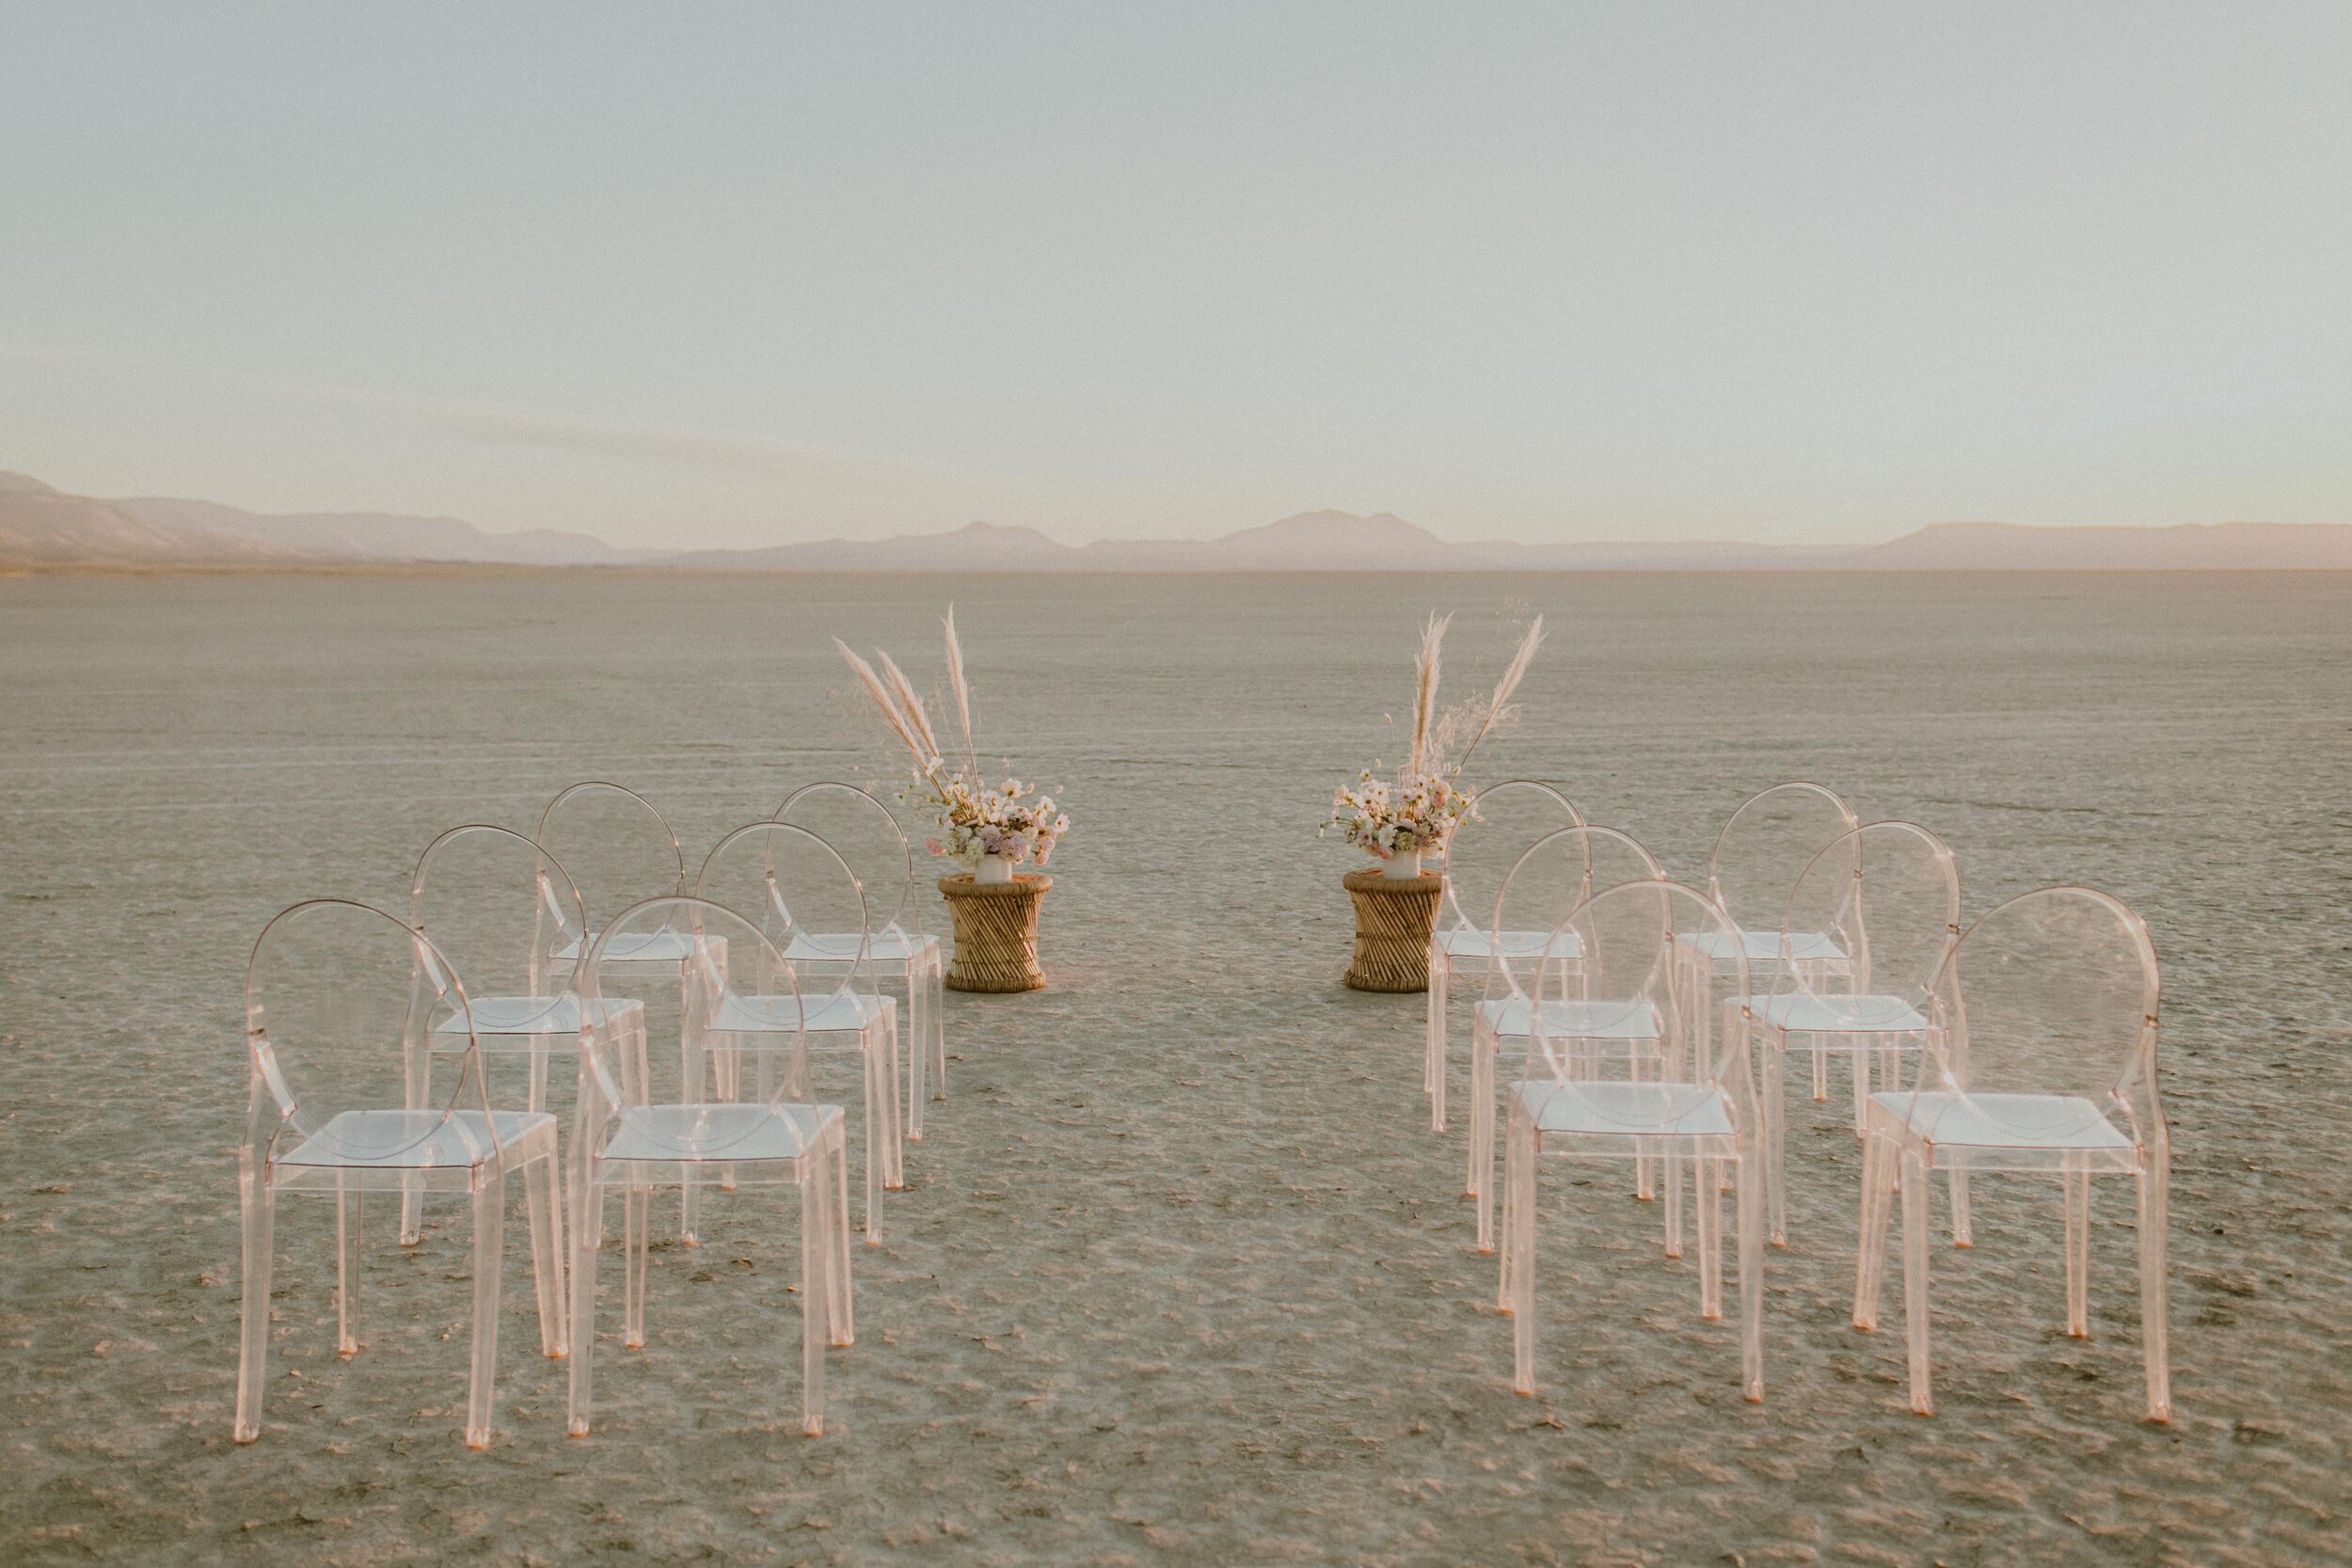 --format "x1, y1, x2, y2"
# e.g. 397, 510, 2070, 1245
6, 470, 2350, 572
